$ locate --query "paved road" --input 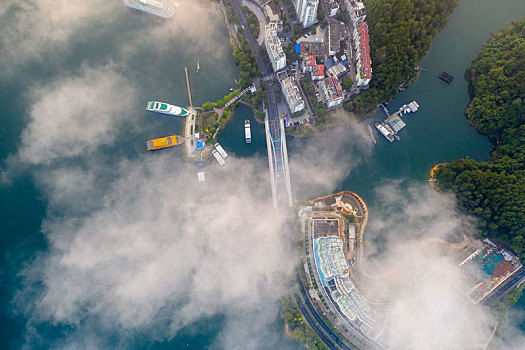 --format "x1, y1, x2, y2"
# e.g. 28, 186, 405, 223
295, 269, 354, 350
231, 0, 280, 136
